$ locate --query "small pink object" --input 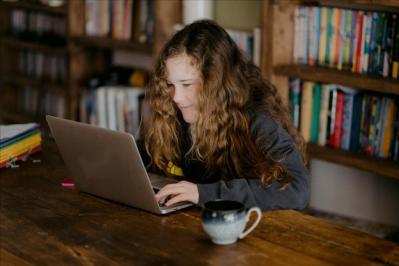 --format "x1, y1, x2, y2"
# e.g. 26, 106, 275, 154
61, 176, 75, 188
